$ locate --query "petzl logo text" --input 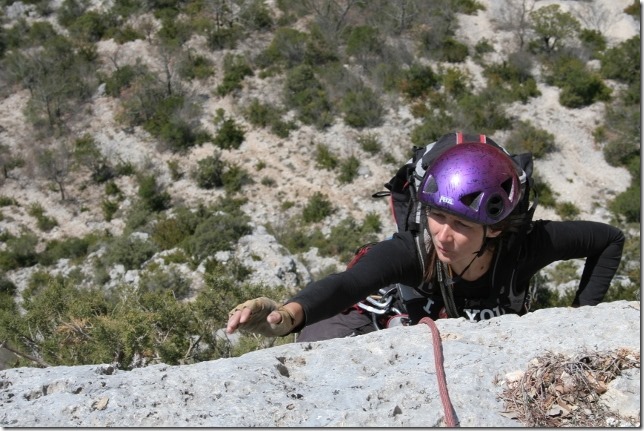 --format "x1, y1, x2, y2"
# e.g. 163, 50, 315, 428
439, 196, 454, 205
